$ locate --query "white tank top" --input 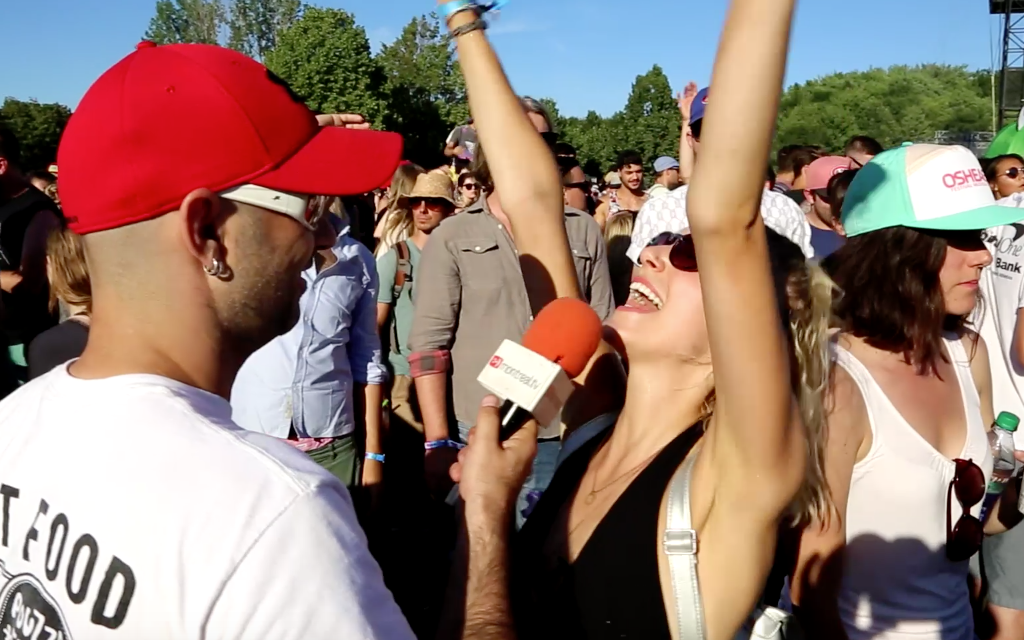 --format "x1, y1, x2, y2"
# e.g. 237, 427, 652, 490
835, 337, 993, 640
